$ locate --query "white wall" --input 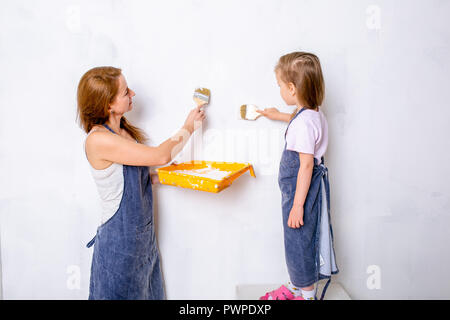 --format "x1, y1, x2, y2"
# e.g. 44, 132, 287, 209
1, 0, 449, 299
